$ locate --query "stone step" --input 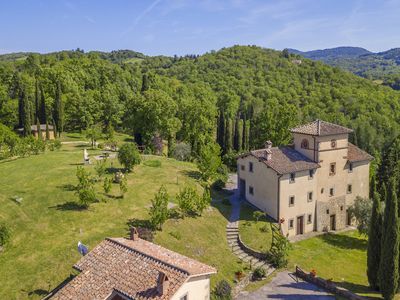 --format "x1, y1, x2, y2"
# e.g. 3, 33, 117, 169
227, 233, 239, 238
226, 227, 239, 232
252, 260, 267, 269
231, 245, 241, 252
